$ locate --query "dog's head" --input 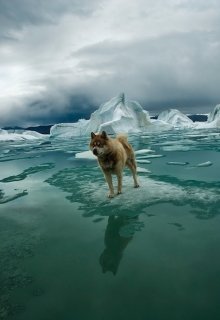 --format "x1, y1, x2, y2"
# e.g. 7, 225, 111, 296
90, 131, 109, 157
